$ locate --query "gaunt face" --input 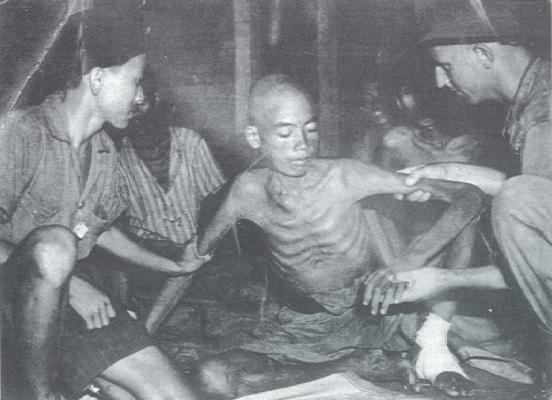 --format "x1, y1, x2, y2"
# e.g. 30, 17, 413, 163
256, 89, 319, 177
430, 45, 492, 104
96, 54, 146, 129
